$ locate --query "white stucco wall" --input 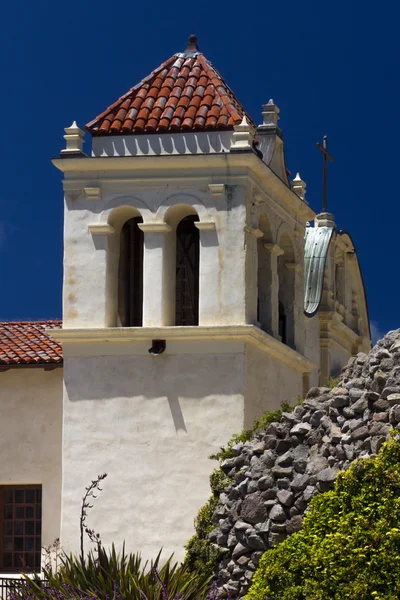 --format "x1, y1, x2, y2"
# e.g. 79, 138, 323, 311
244, 342, 305, 428
61, 350, 245, 562
0, 368, 63, 560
